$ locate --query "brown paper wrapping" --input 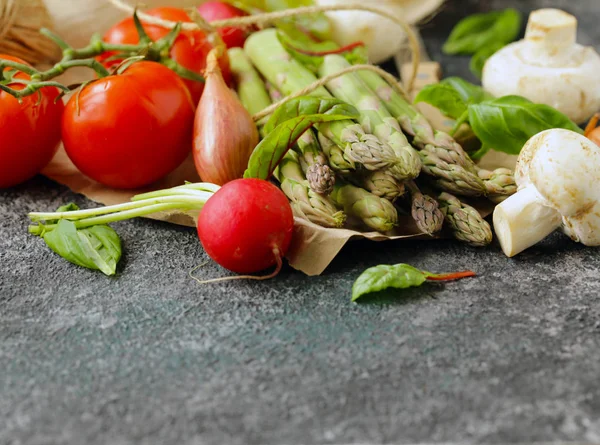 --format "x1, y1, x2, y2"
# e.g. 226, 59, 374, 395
40, 62, 513, 276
